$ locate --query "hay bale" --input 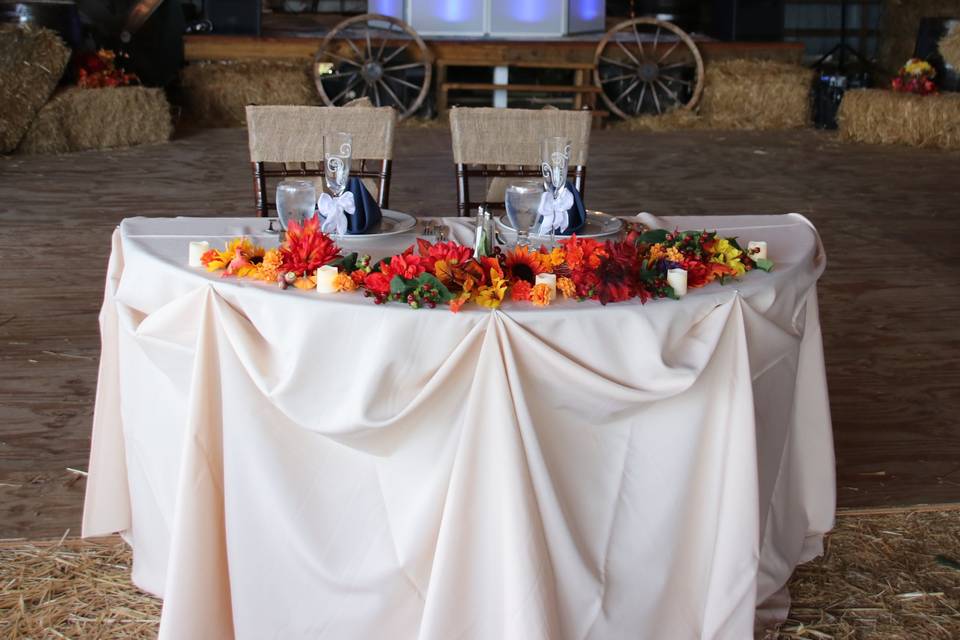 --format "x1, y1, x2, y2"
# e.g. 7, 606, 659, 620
838, 88, 960, 149
940, 23, 960, 69
18, 86, 173, 154
698, 59, 813, 130
613, 109, 704, 132
878, 0, 960, 75
180, 60, 321, 127
0, 24, 71, 153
